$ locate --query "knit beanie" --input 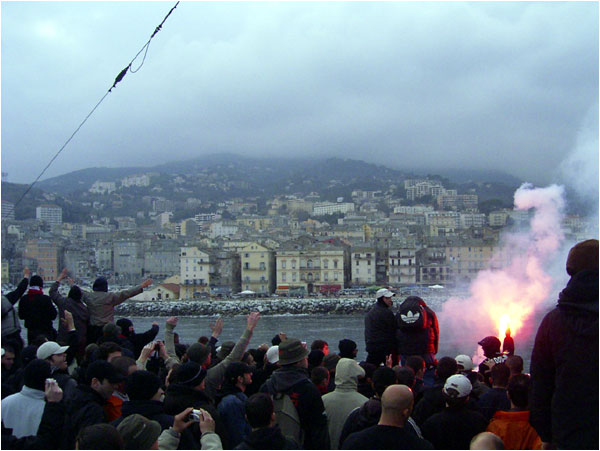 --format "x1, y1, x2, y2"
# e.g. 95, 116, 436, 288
30, 275, 44, 288
93, 276, 108, 292
338, 339, 357, 358
24, 359, 52, 391
187, 343, 210, 365
566, 239, 599, 276
68, 285, 82, 302
126, 370, 161, 401
177, 361, 207, 387
116, 318, 134, 337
